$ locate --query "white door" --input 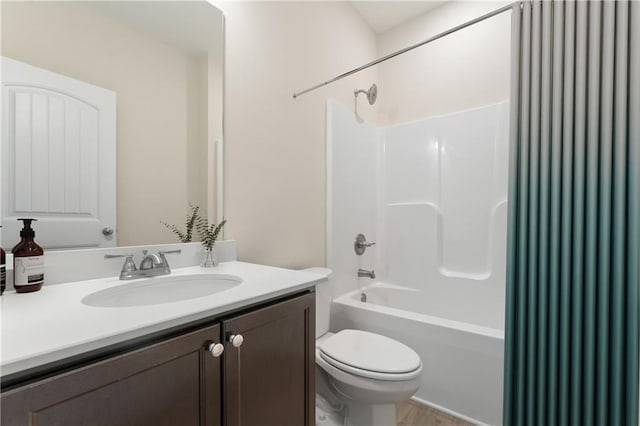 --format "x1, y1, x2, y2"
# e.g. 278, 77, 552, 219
1, 57, 116, 249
